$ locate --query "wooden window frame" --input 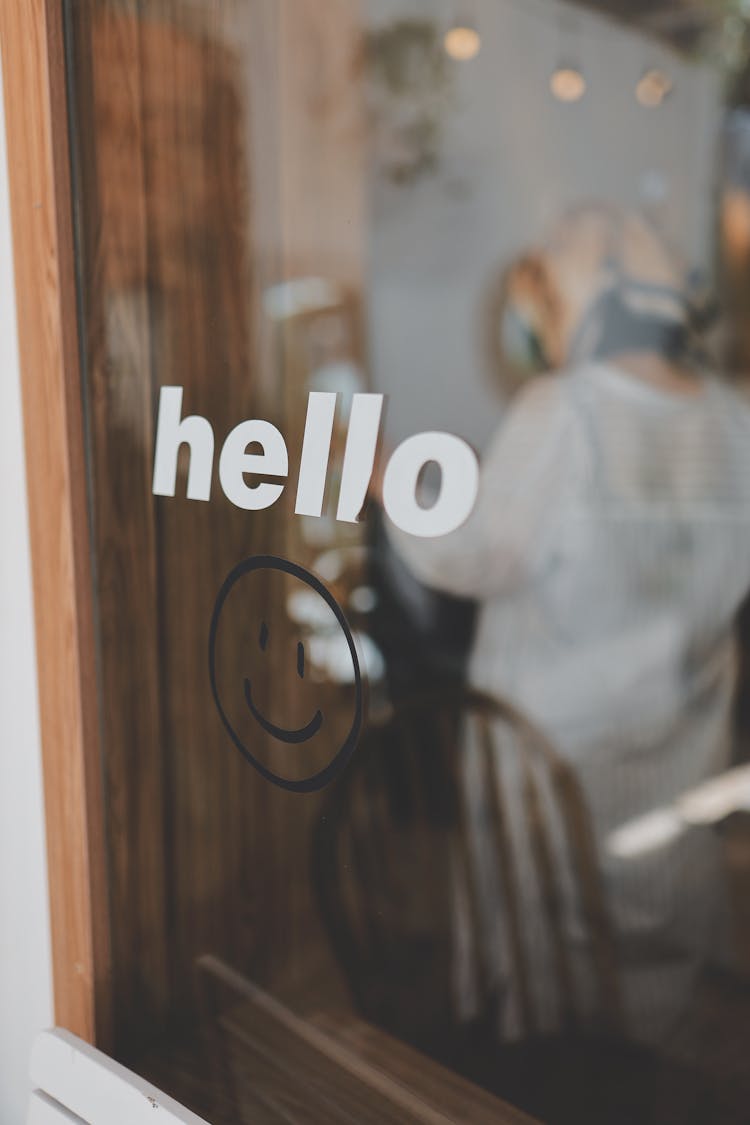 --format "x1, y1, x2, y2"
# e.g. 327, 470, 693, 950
0, 0, 110, 1045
